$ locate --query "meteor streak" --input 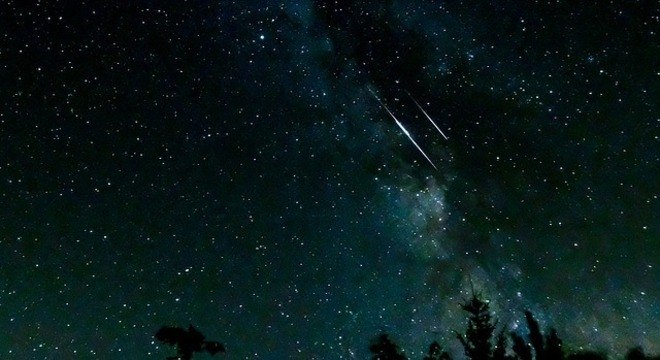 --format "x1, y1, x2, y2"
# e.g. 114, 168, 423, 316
368, 88, 438, 170
406, 91, 449, 140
